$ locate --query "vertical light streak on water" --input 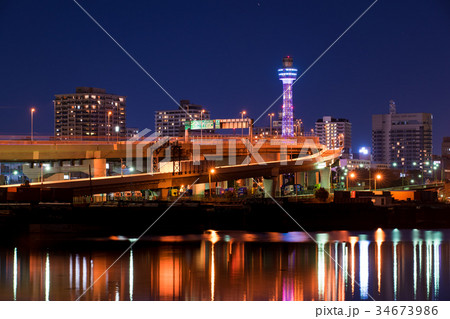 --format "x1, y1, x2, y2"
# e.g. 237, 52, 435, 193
349, 236, 358, 297
90, 259, 94, 290
317, 243, 325, 301
377, 241, 381, 294
45, 252, 50, 301
359, 236, 369, 300
284, 250, 295, 301
13, 247, 17, 301
392, 229, 400, 301
425, 231, 432, 300
419, 238, 423, 275
210, 243, 215, 301
69, 254, 72, 290
375, 228, 385, 294
209, 230, 218, 301
82, 257, 87, 291
129, 249, 134, 301
342, 242, 347, 299
413, 240, 417, 300
342, 243, 348, 290
412, 229, 420, 300
433, 232, 442, 300
334, 242, 339, 300
75, 254, 80, 291
316, 234, 328, 301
